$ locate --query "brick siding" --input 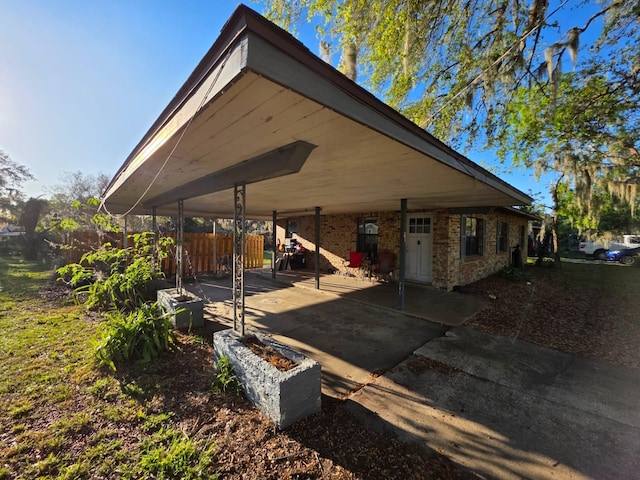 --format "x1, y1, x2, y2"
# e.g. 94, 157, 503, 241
274, 209, 529, 290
